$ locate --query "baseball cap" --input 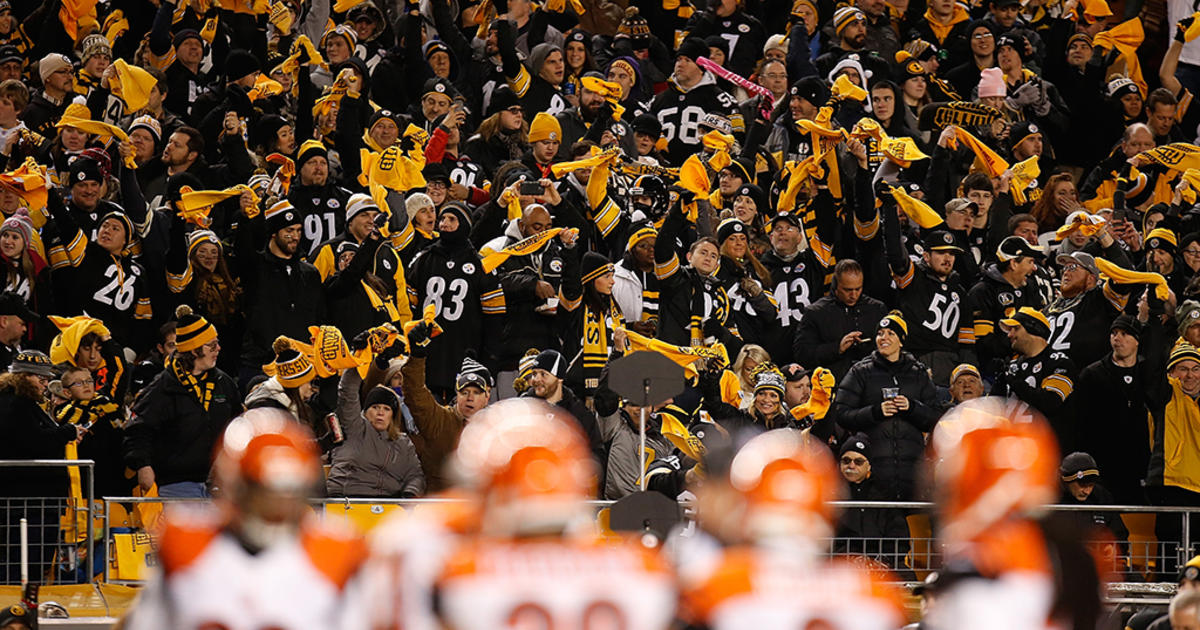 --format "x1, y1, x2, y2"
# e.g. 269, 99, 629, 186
996, 235, 1045, 261
1000, 306, 1052, 339
0, 291, 36, 322
1055, 251, 1099, 275
923, 229, 963, 252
